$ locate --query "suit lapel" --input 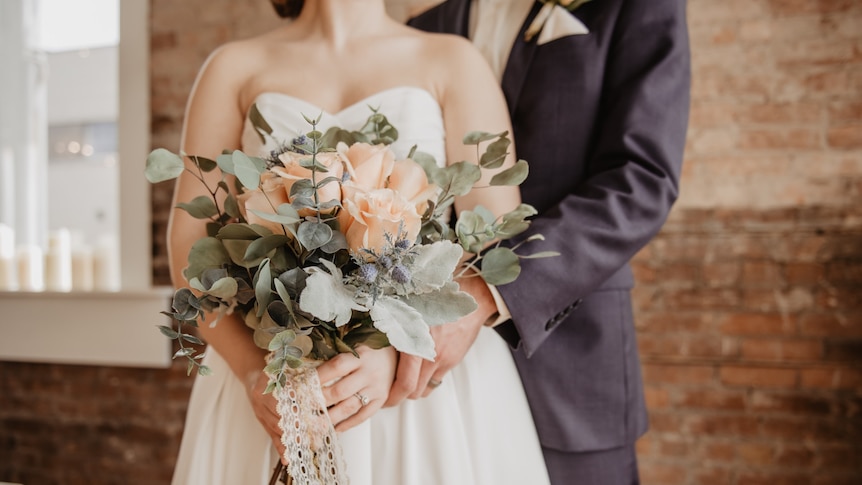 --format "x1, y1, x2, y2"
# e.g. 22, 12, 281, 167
500, 2, 545, 118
